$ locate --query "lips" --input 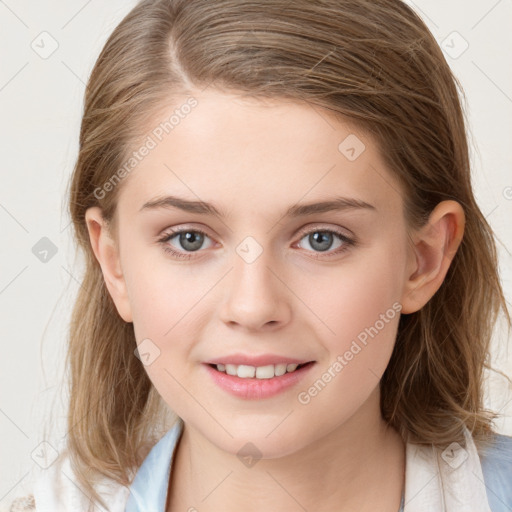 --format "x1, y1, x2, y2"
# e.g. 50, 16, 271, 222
203, 360, 316, 399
